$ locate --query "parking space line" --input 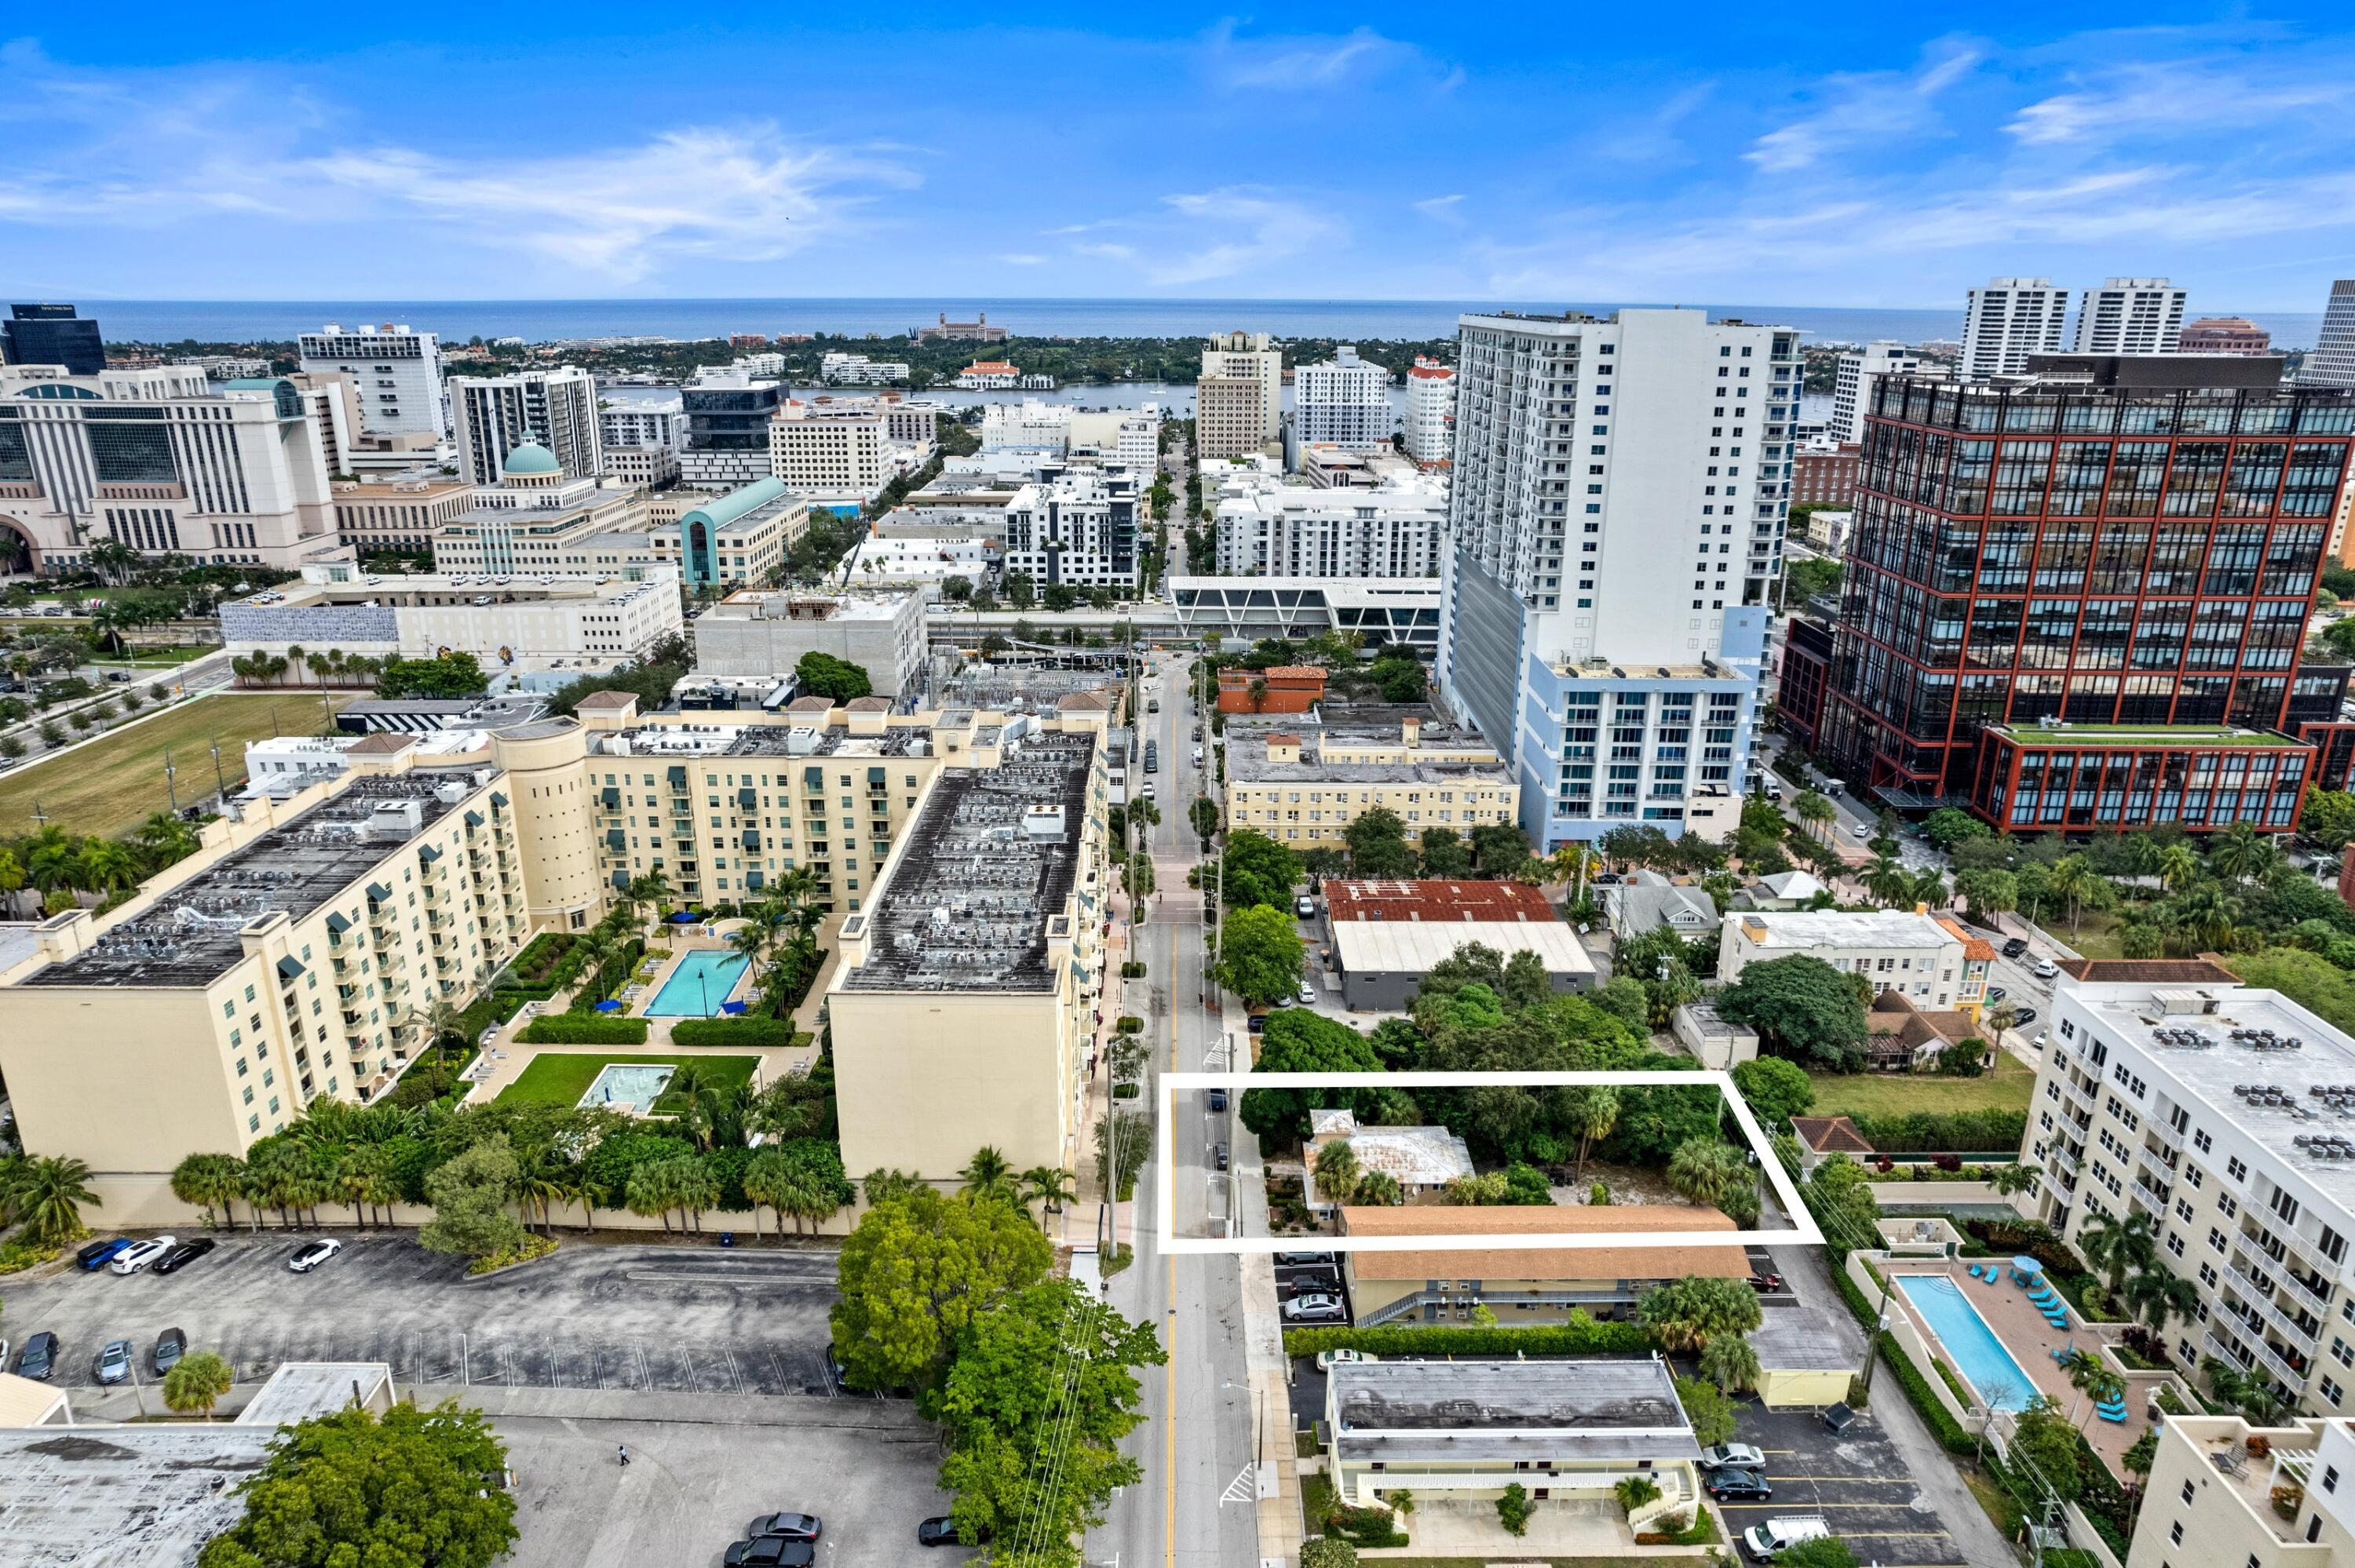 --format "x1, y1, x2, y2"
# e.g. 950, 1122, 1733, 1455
722, 1346, 744, 1395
